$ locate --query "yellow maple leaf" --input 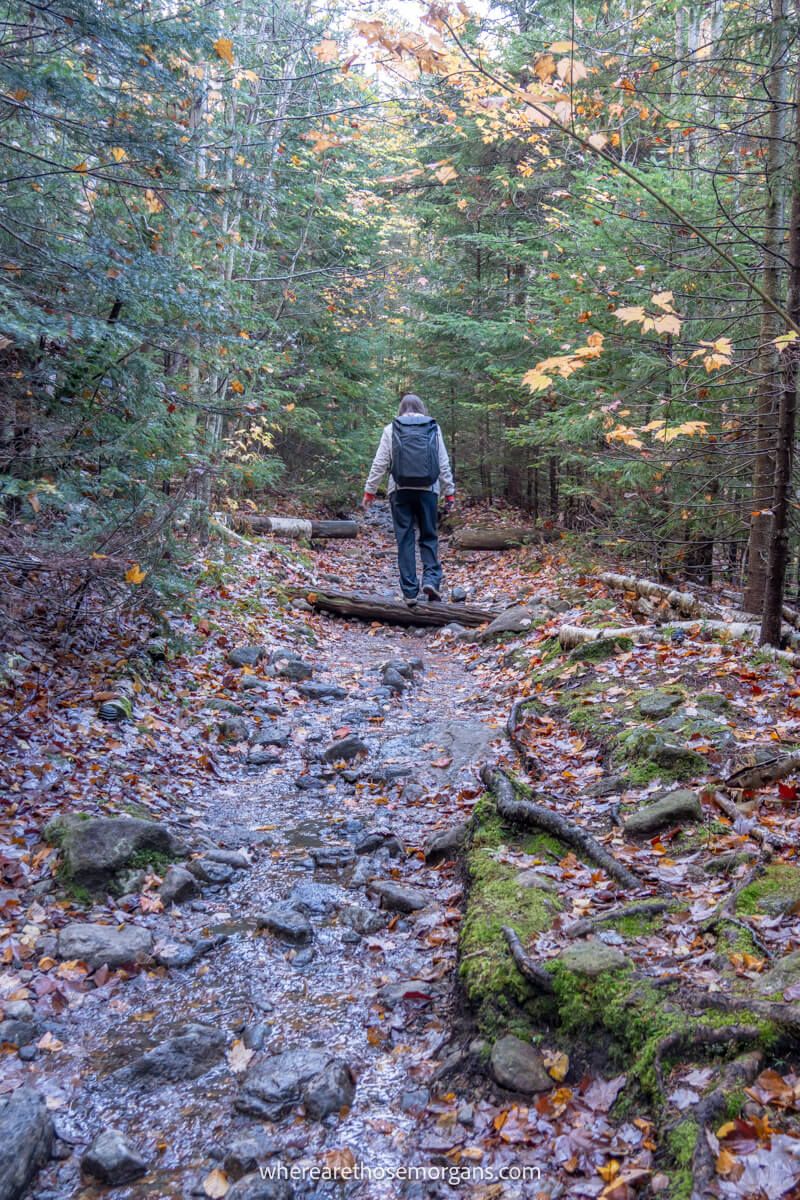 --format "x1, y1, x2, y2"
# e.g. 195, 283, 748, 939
314, 39, 339, 62
110, 147, 127, 163
614, 305, 646, 325
125, 563, 147, 585
522, 369, 552, 393
213, 37, 234, 67
230, 379, 244, 394
533, 53, 556, 82
774, 330, 799, 352
203, 1168, 230, 1197
435, 163, 458, 184
72, 161, 88, 173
